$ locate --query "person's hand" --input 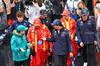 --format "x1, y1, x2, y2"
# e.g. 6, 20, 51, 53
97, 27, 99, 32
80, 42, 84, 47
5, 29, 8, 33
60, 1, 63, 4
31, 42, 35, 46
20, 48, 26, 52
49, 48, 53, 52
41, 37, 46, 41
77, 10, 81, 14
28, 43, 32, 48
71, 34, 74, 40
32, 2, 37, 7
47, 52, 51, 56
25, 9, 28, 12
70, 53, 73, 58
15, 0, 18, 4
94, 41, 97, 45
44, 0, 46, 4
25, 9, 29, 14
